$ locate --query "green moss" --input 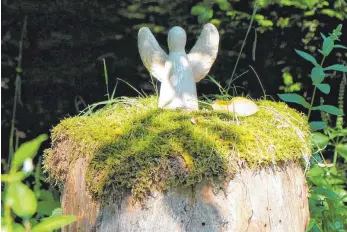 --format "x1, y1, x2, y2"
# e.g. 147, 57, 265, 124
43, 96, 311, 201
